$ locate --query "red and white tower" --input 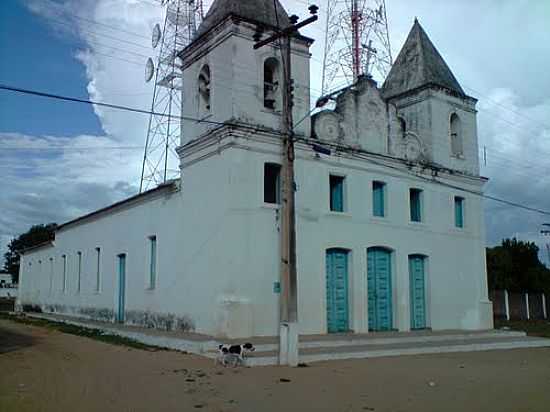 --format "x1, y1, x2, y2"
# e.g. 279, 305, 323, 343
321, 0, 392, 94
